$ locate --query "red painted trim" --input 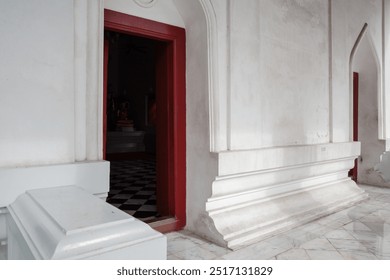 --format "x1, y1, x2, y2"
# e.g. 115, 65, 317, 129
105, 9, 184, 42
155, 41, 170, 216
104, 10, 186, 231
103, 40, 109, 160
353, 72, 359, 142
352, 72, 359, 182
150, 218, 179, 233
